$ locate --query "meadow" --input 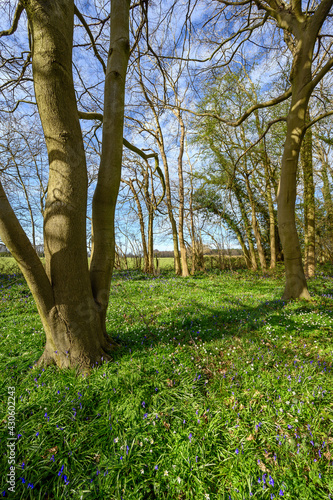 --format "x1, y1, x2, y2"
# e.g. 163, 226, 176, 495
0, 263, 333, 499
